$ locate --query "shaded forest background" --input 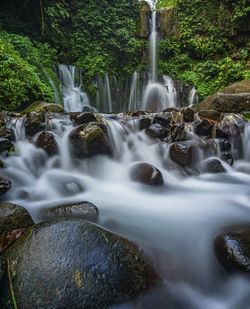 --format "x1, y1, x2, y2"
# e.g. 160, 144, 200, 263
0, 0, 249, 111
